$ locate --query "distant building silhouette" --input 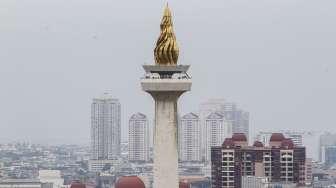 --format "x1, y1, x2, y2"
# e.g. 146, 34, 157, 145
324, 146, 336, 167
319, 132, 336, 162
